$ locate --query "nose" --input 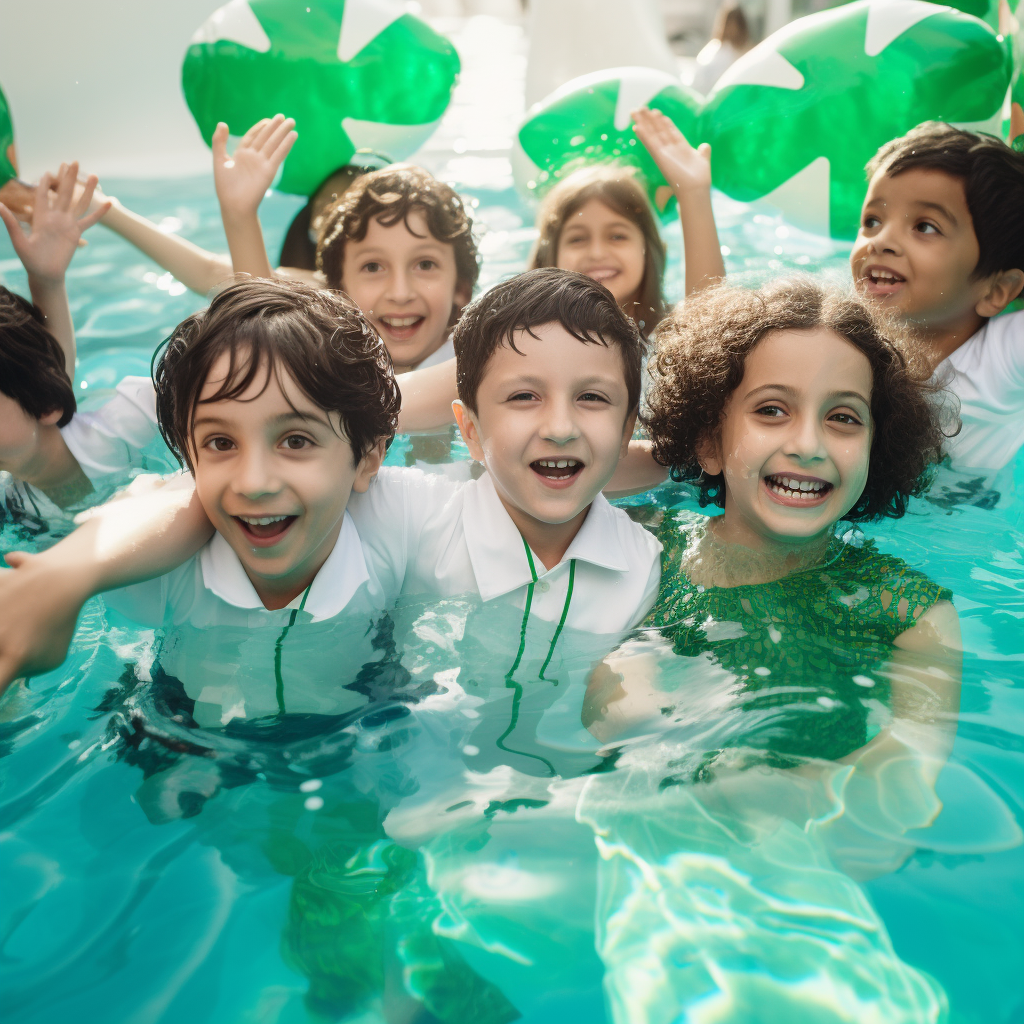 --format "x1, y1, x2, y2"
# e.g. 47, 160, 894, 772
539, 395, 580, 445
869, 217, 902, 257
383, 265, 414, 304
783, 412, 828, 464
232, 445, 282, 501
